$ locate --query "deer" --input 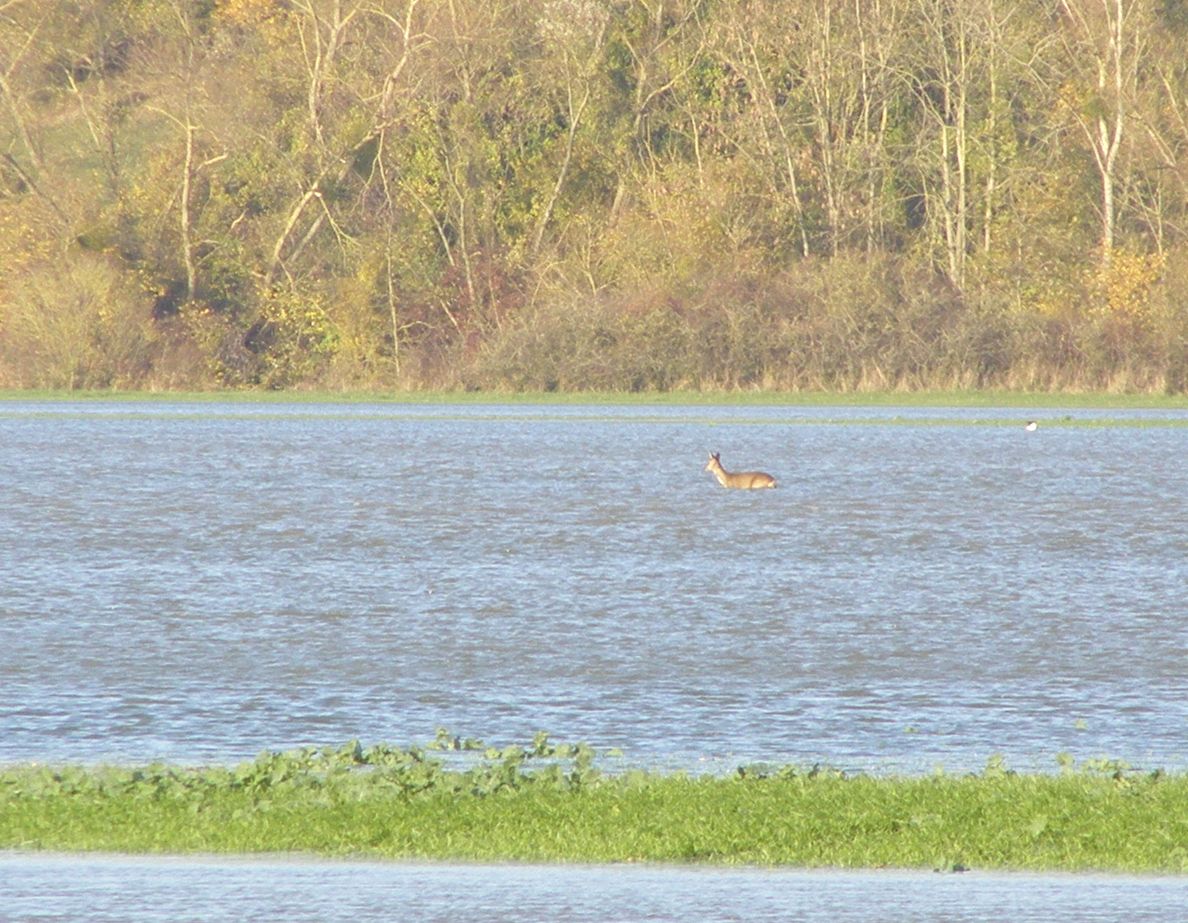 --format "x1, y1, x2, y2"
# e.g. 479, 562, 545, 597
704, 452, 777, 489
